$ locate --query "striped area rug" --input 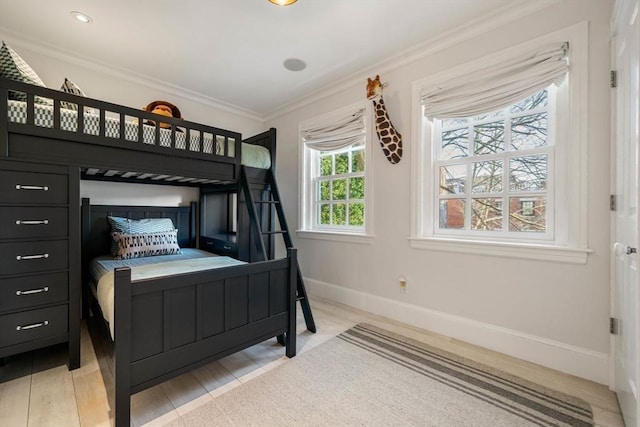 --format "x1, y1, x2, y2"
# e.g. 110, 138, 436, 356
171, 323, 594, 426
341, 324, 593, 427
